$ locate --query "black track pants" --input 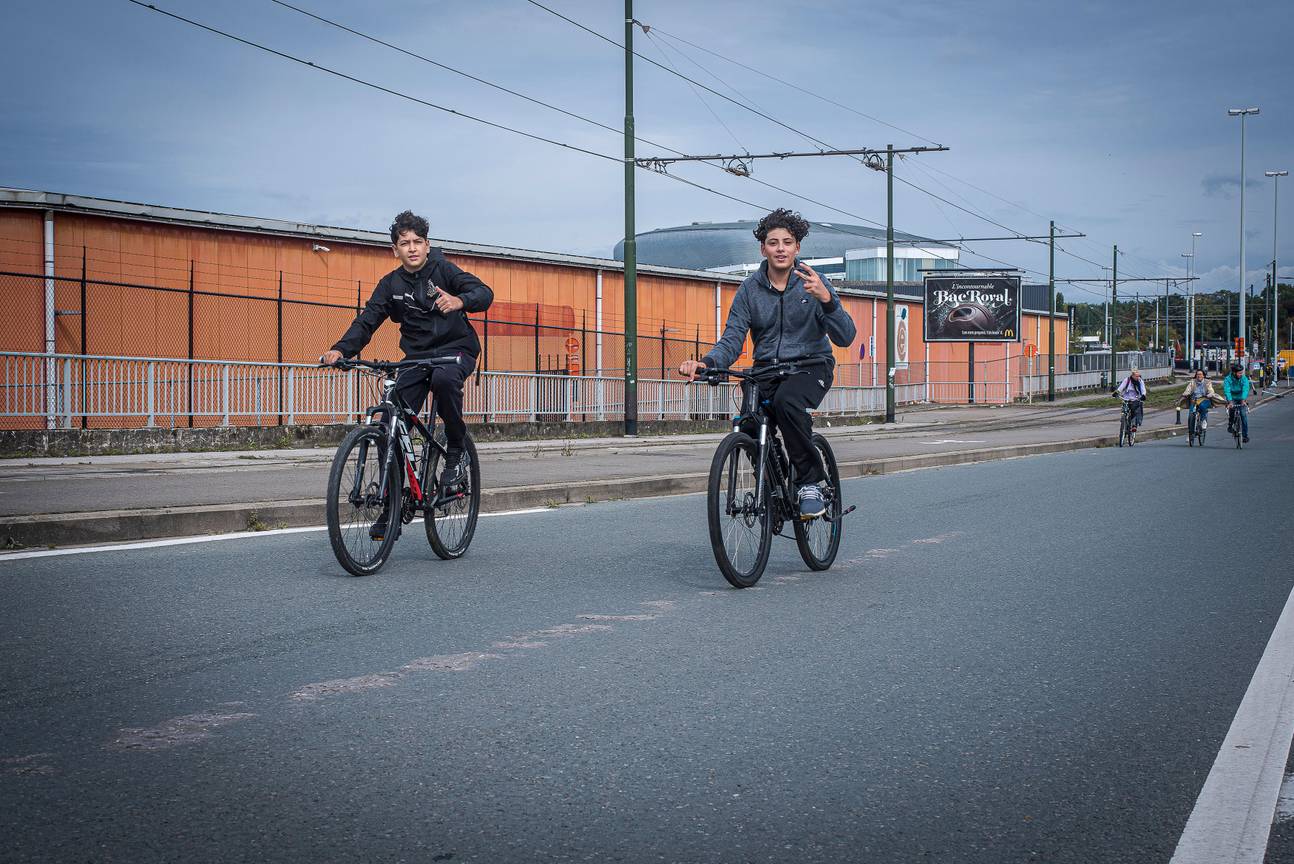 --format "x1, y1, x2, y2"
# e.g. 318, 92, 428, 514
759, 365, 834, 486
393, 354, 476, 451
